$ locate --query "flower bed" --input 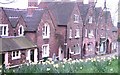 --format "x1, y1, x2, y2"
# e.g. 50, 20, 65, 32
4, 55, 118, 73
